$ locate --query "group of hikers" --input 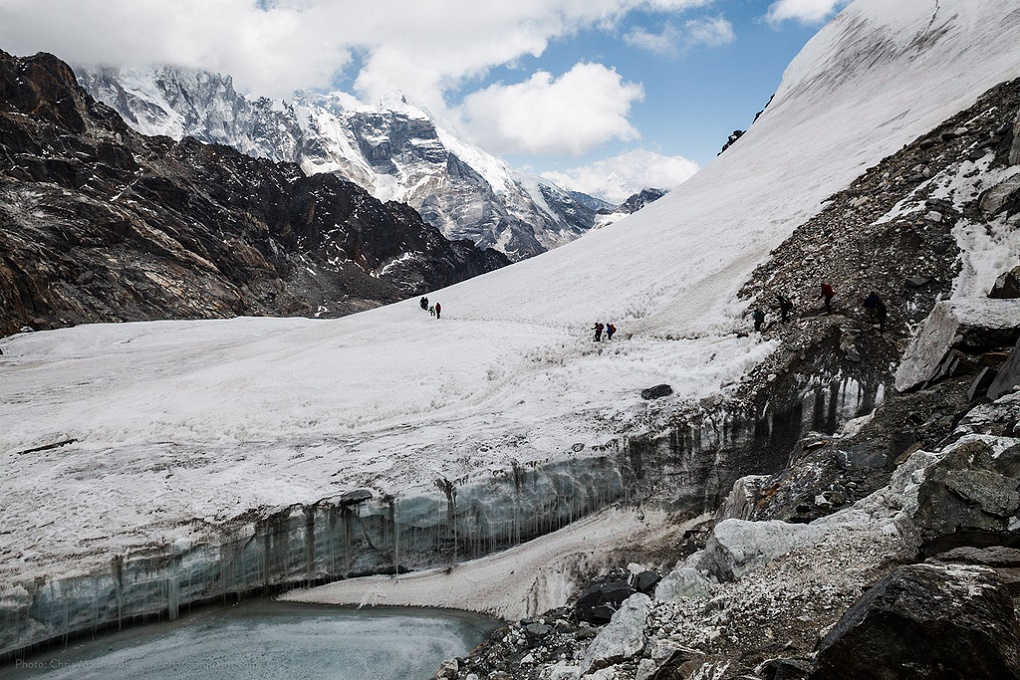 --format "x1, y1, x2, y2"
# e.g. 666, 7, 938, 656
592, 321, 617, 341
751, 282, 888, 333
419, 296, 441, 319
